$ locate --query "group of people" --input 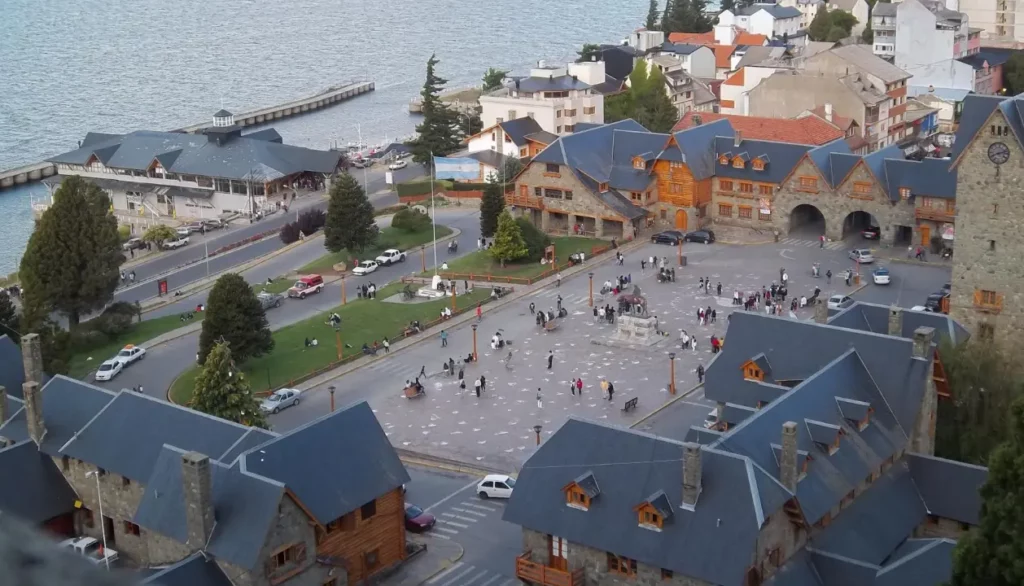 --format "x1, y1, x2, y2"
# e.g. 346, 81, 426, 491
697, 306, 717, 326
657, 266, 677, 283
358, 282, 378, 299
698, 277, 722, 297
601, 274, 633, 295
178, 311, 197, 323
594, 304, 617, 323
639, 255, 670, 272
119, 270, 137, 285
